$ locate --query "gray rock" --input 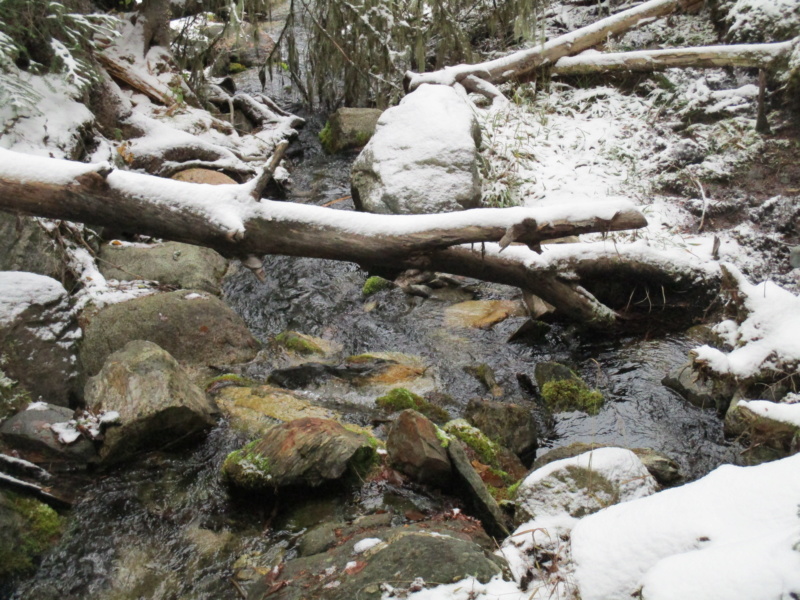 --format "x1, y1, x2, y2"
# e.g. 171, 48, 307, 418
321, 108, 383, 154
0, 272, 79, 407
662, 362, 731, 411
222, 417, 376, 492
386, 409, 452, 486
790, 245, 800, 268
85, 340, 218, 464
0, 214, 69, 285
351, 84, 482, 215
98, 241, 228, 295
248, 528, 507, 600
465, 399, 538, 466
79, 289, 260, 380
447, 439, 509, 539
0, 403, 96, 464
